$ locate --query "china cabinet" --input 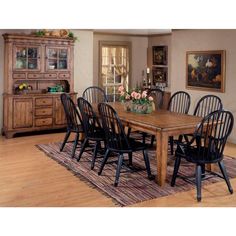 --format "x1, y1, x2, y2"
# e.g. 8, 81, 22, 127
2, 33, 76, 138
